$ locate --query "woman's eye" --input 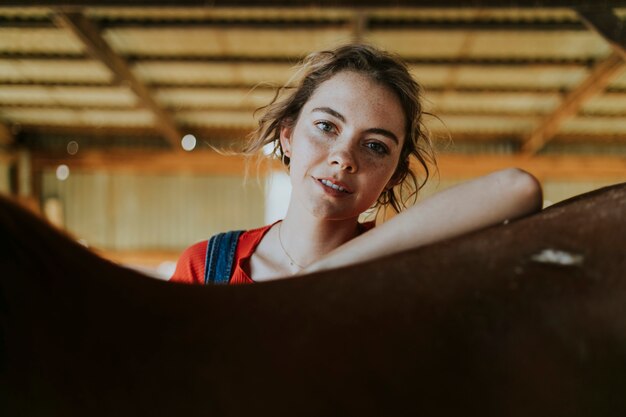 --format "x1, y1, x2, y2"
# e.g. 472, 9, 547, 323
315, 121, 334, 133
366, 141, 389, 155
